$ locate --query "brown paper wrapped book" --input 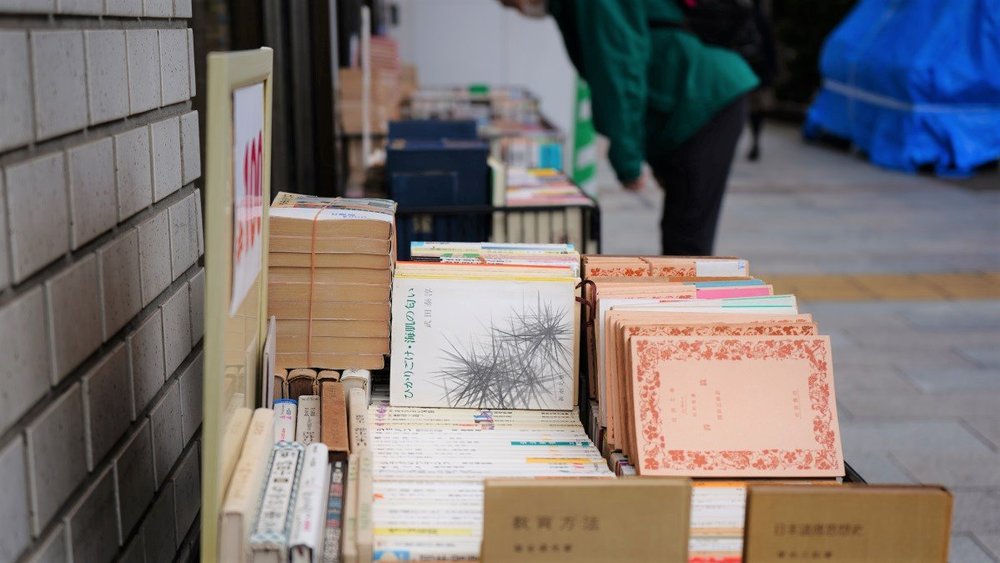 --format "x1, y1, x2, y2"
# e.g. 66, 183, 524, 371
268, 193, 396, 370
